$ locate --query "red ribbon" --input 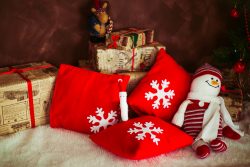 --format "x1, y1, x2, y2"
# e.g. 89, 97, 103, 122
108, 35, 120, 48
142, 33, 145, 46
0, 64, 52, 128
131, 48, 135, 71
